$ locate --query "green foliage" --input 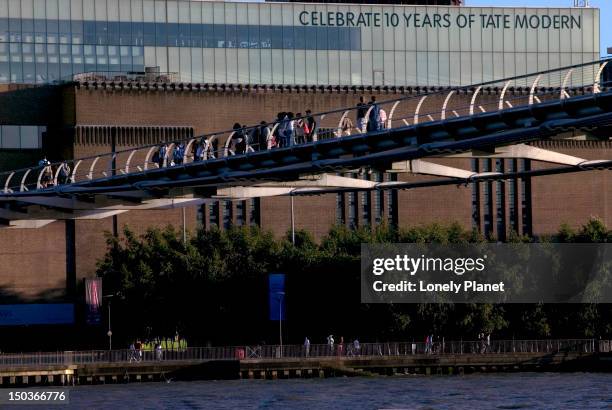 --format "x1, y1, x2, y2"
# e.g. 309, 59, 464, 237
97, 218, 612, 346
